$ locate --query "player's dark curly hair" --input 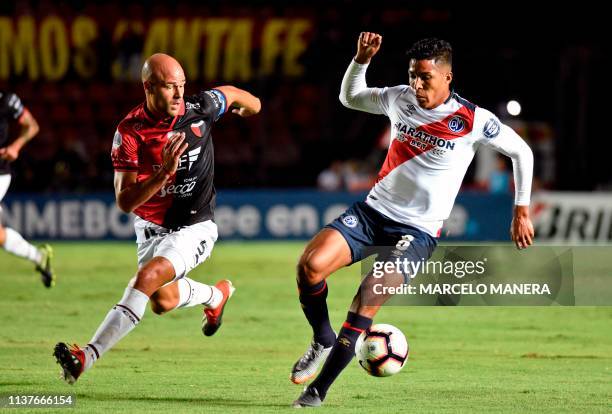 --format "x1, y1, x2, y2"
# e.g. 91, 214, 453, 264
406, 38, 452, 67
